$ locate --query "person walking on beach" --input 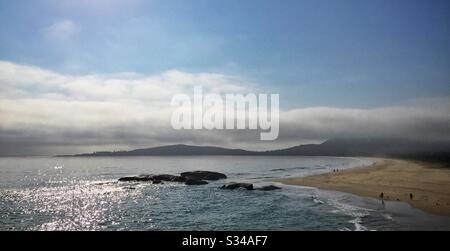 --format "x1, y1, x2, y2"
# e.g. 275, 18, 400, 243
379, 192, 384, 205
